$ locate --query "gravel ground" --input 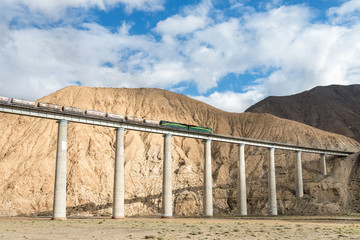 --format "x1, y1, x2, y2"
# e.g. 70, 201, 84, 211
0, 216, 360, 240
